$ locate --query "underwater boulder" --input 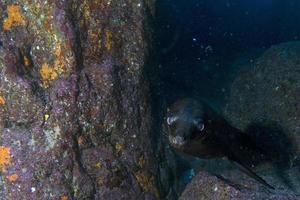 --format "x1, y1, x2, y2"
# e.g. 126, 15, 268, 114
223, 41, 300, 195
225, 41, 300, 163
180, 171, 298, 200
